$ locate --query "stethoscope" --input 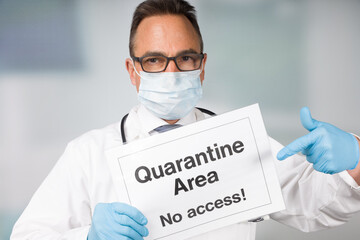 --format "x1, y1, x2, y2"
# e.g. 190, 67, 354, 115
120, 107, 216, 144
